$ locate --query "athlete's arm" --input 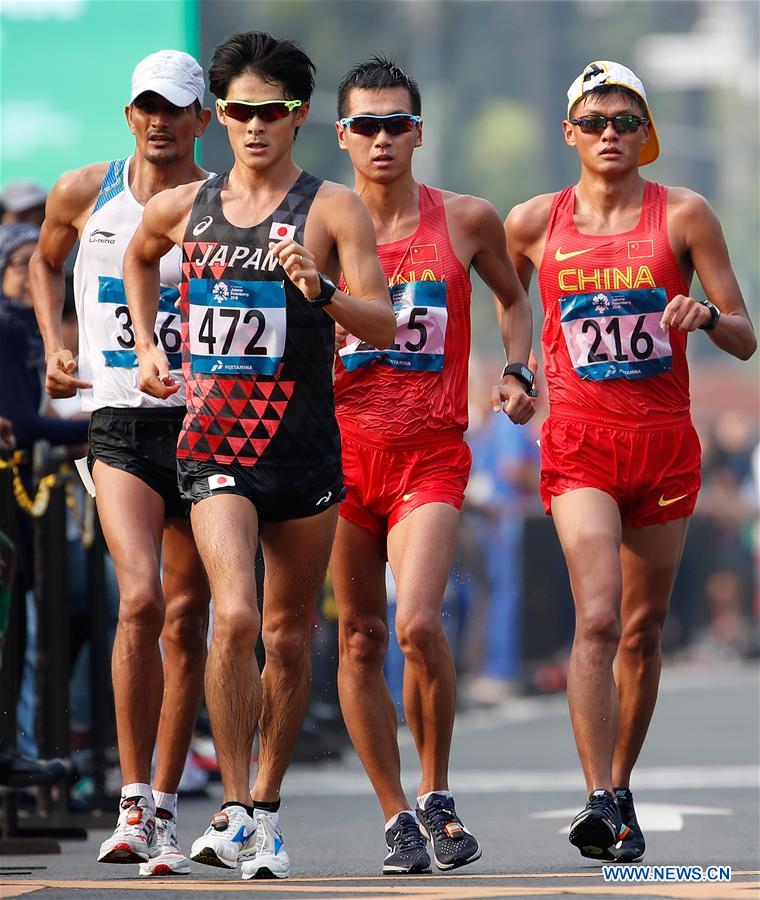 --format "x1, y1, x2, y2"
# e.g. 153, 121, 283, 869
505, 195, 553, 293
275, 186, 395, 349
662, 189, 756, 360
454, 196, 534, 423
124, 184, 193, 399
29, 165, 106, 397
